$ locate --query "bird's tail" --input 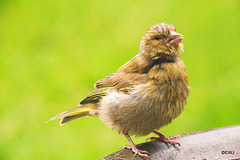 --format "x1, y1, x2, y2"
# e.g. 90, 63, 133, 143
47, 106, 92, 125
